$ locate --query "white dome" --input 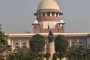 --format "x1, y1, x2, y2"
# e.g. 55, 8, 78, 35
56, 20, 64, 24
60, 20, 64, 23
38, 0, 60, 10
33, 20, 39, 24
